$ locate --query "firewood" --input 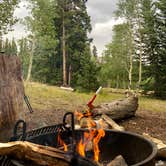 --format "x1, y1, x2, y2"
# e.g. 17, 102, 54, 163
143, 133, 166, 159
95, 119, 109, 129
0, 141, 70, 166
80, 117, 96, 128
102, 114, 124, 131
107, 155, 128, 166
94, 96, 138, 120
